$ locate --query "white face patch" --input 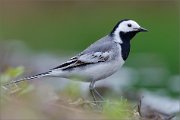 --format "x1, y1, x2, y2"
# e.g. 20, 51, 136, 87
117, 20, 141, 32
113, 20, 141, 43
